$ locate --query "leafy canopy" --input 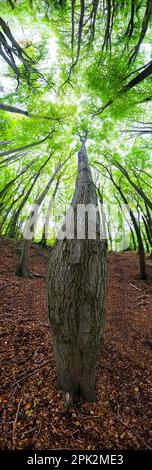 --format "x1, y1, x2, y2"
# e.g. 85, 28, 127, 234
0, 0, 152, 248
